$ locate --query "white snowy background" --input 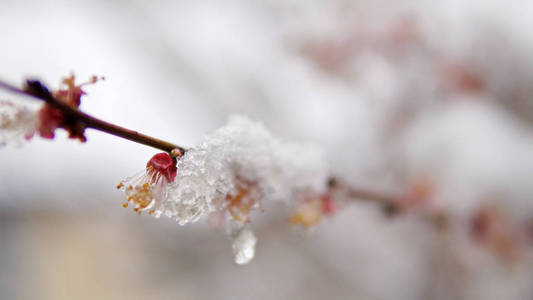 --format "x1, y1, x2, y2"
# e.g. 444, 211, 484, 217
1, 0, 533, 299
